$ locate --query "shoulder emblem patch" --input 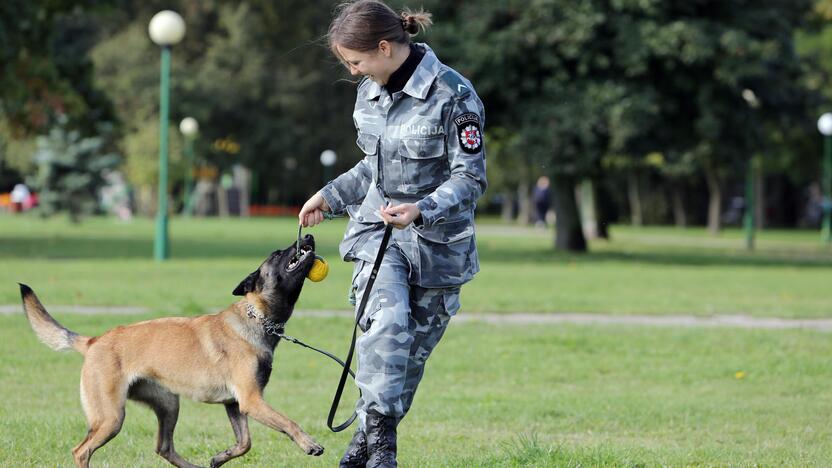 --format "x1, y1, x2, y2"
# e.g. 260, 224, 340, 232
454, 112, 482, 154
